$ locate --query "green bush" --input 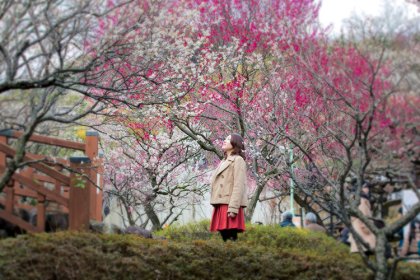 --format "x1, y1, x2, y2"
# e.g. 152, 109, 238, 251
155, 219, 215, 241
158, 221, 351, 255
0, 222, 418, 280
